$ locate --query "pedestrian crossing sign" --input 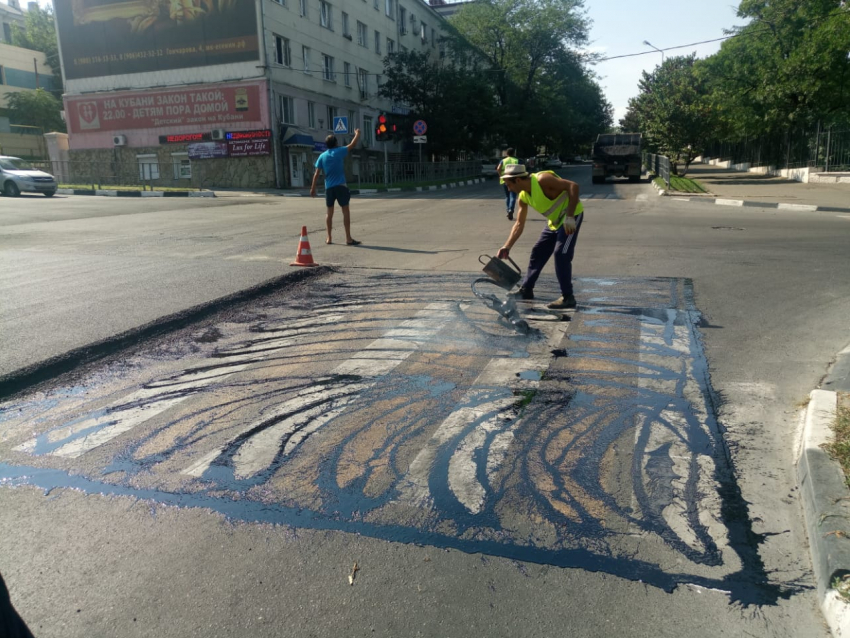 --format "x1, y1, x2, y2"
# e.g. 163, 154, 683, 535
333, 117, 349, 134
